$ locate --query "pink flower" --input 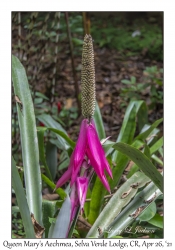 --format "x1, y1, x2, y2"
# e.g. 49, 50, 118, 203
76, 177, 89, 209
55, 118, 112, 192
55, 118, 112, 228
70, 160, 90, 223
